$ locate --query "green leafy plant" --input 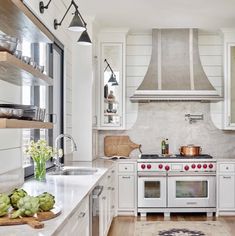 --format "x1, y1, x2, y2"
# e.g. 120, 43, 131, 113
25, 140, 63, 181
